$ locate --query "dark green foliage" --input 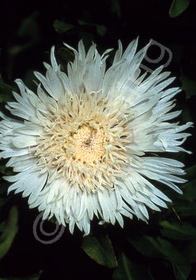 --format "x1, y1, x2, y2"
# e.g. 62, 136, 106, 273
0, 0, 195, 279
0, 206, 18, 261
81, 234, 118, 268
169, 0, 190, 18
